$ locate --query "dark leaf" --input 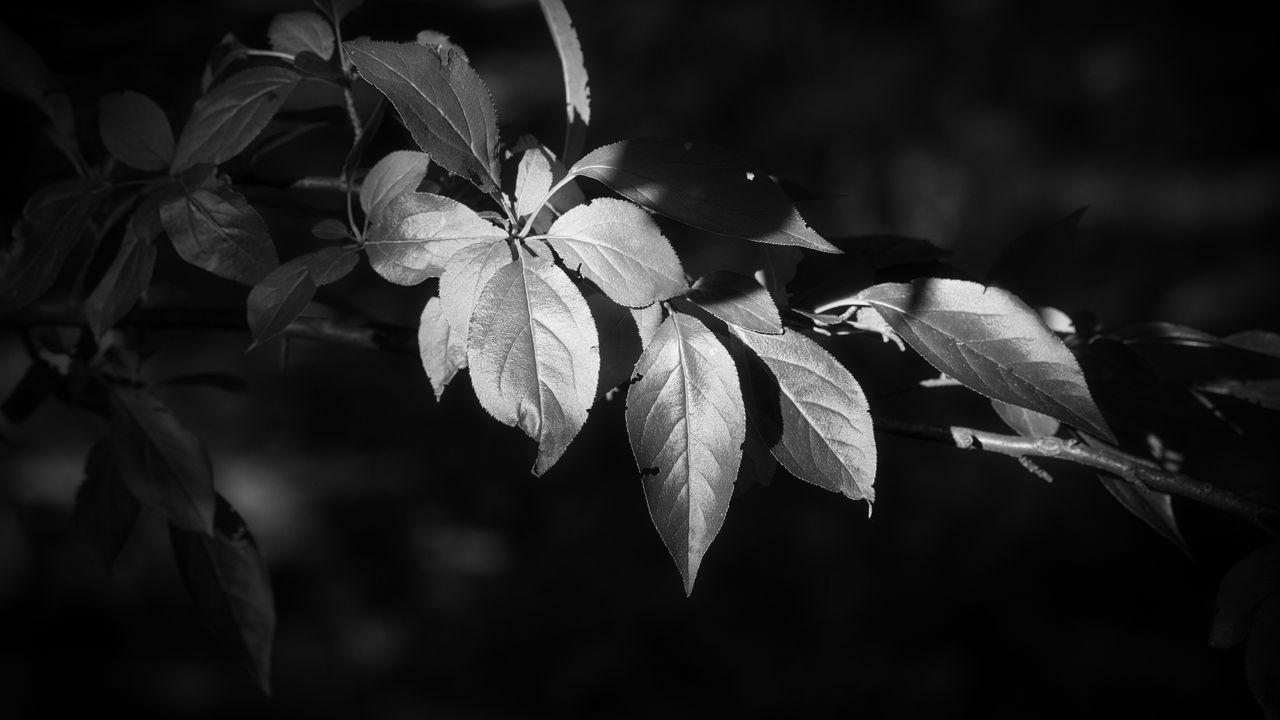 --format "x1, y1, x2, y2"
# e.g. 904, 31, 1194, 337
310, 219, 350, 241
74, 439, 140, 567
854, 278, 1115, 442
162, 373, 248, 393
171, 66, 300, 173
158, 182, 279, 285
543, 198, 685, 308
268, 11, 334, 60
302, 246, 359, 286
468, 252, 599, 475
688, 271, 782, 335
535, 0, 591, 162
991, 399, 1060, 438
1225, 331, 1280, 360
0, 22, 52, 106
109, 387, 215, 535
345, 39, 501, 195
312, 0, 363, 23
626, 311, 744, 593
360, 150, 431, 217
1114, 321, 1222, 348
201, 33, 249, 92
438, 240, 513, 375
1211, 543, 1280, 649
986, 207, 1093, 306
1097, 474, 1190, 555
170, 494, 275, 695
418, 296, 461, 400
2, 360, 60, 424
365, 192, 506, 285
568, 138, 839, 252
1247, 596, 1280, 720
0, 182, 103, 314
99, 91, 175, 172
85, 214, 158, 340
731, 327, 875, 502
246, 262, 317, 350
